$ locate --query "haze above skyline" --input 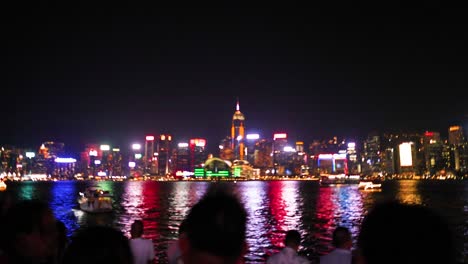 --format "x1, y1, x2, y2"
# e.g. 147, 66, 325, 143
2, 4, 467, 154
